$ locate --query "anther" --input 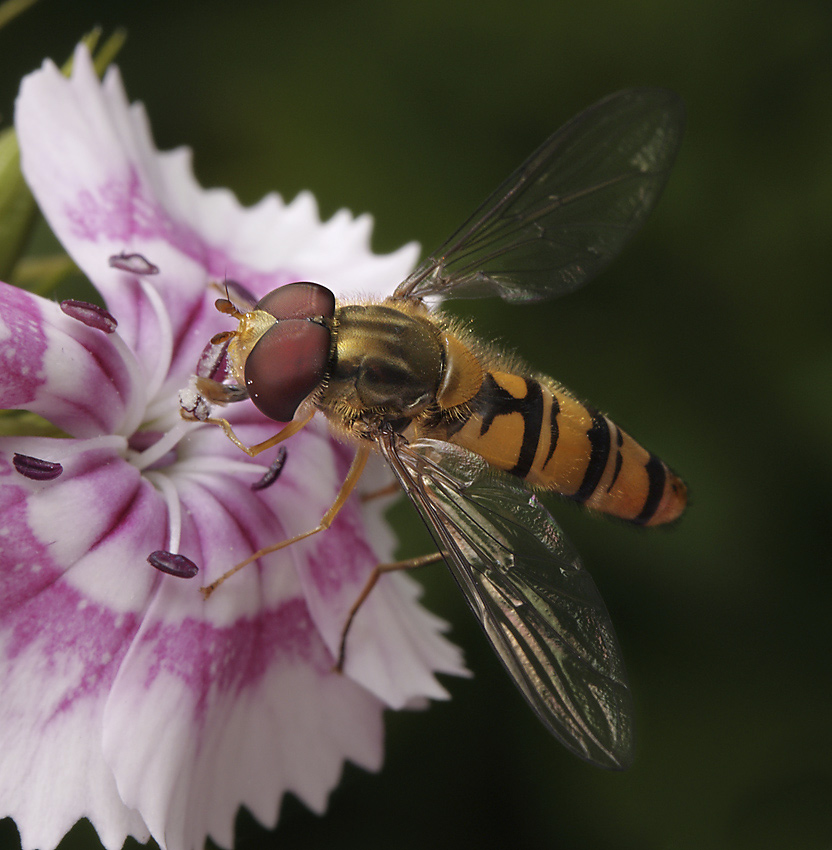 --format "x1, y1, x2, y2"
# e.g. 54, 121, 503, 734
13, 453, 63, 481
147, 550, 199, 578
251, 446, 288, 491
108, 252, 160, 275
60, 300, 118, 334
